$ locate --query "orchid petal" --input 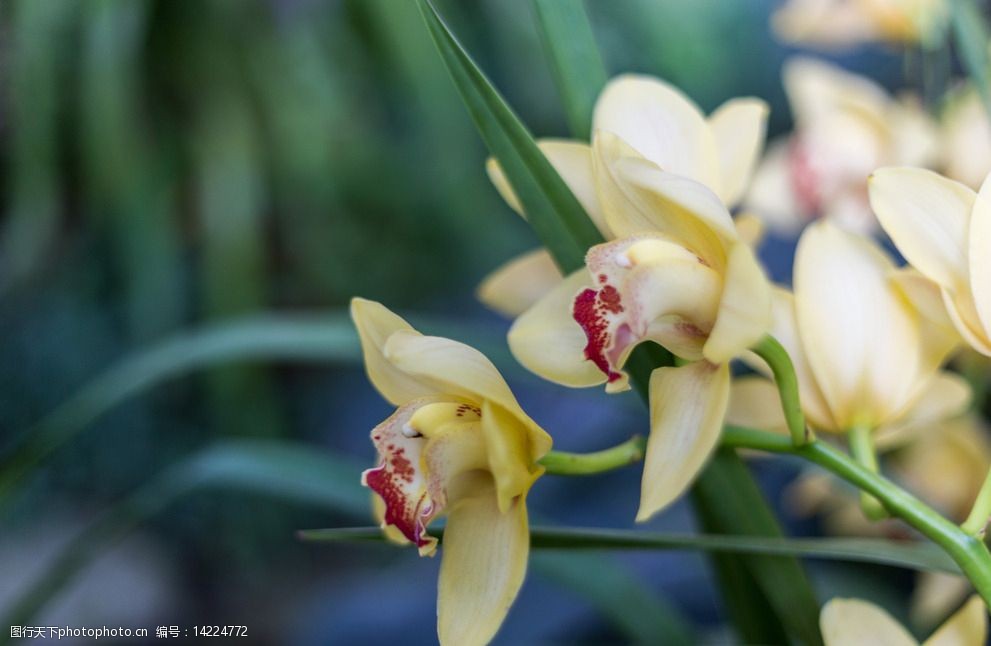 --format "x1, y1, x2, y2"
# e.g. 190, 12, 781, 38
708, 97, 769, 207
350, 298, 434, 406
477, 249, 563, 318
744, 138, 808, 232
763, 288, 836, 431
637, 361, 730, 521
486, 139, 609, 236
795, 222, 921, 429
820, 598, 916, 646
923, 595, 987, 646
726, 375, 788, 434
703, 242, 772, 364
877, 371, 972, 449
593, 133, 734, 267
481, 400, 543, 512
868, 167, 974, 290
508, 269, 607, 388
593, 74, 720, 189
437, 474, 529, 646
969, 171, 991, 342
890, 268, 962, 370
383, 332, 551, 456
